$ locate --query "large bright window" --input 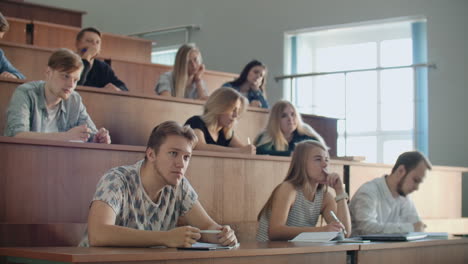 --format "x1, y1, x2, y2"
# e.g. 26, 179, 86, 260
285, 18, 427, 164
